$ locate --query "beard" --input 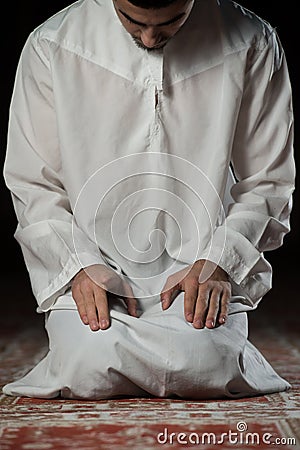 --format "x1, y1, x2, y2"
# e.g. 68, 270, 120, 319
132, 36, 167, 52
